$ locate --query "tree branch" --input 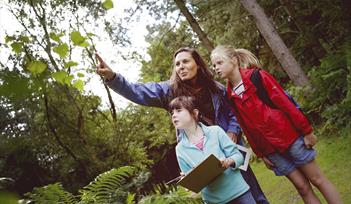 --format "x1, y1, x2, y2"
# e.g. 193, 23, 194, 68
29, 0, 60, 71
173, 0, 214, 53
43, 93, 84, 168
